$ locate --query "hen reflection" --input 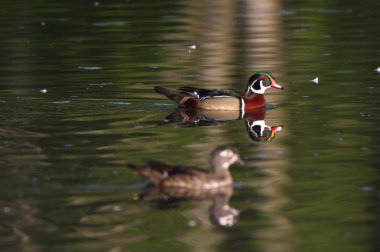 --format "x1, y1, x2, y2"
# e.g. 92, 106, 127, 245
128, 146, 243, 227
137, 185, 239, 227
165, 106, 283, 142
